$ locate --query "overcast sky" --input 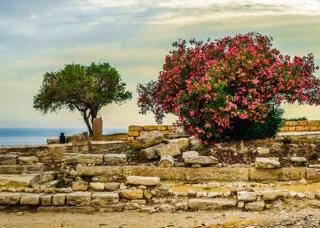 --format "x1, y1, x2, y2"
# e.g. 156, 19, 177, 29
0, 0, 320, 128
